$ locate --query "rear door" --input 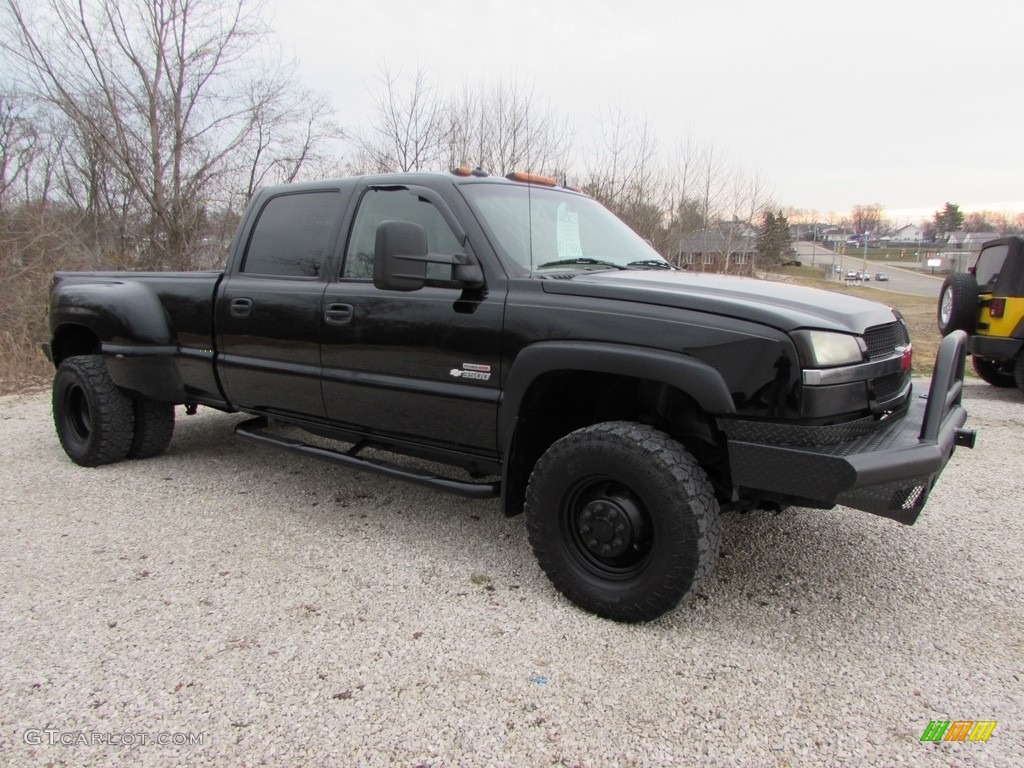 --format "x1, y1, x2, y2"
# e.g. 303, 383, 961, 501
216, 189, 347, 418
320, 185, 505, 454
